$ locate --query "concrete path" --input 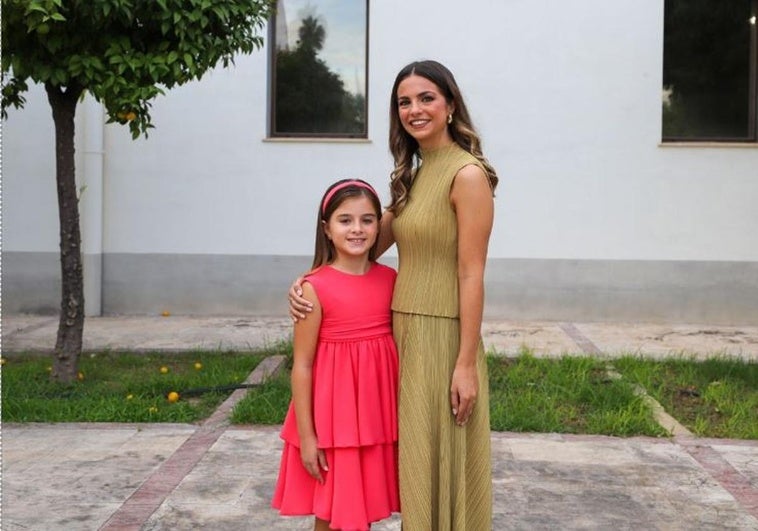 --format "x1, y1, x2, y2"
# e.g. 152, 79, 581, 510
2, 315, 758, 530
3, 314, 758, 360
